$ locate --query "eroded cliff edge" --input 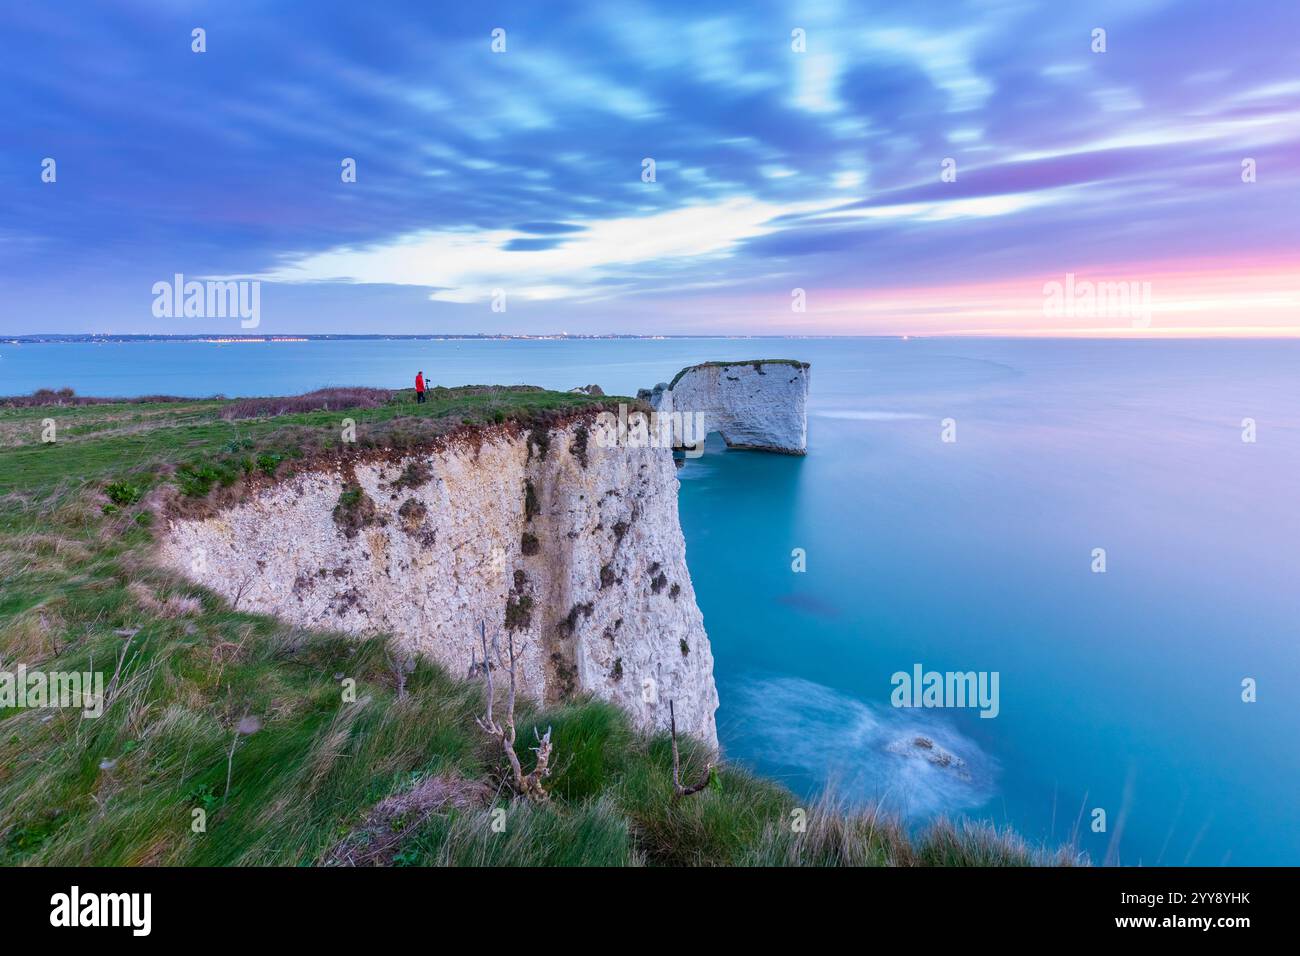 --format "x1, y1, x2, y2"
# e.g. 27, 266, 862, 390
159, 412, 719, 746
641, 359, 810, 455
